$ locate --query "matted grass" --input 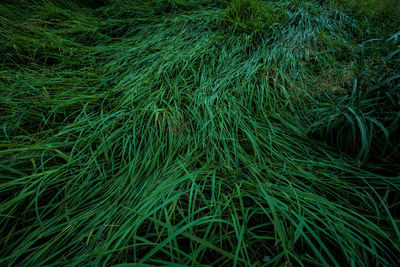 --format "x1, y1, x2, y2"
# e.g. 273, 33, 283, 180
1, 0, 399, 266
